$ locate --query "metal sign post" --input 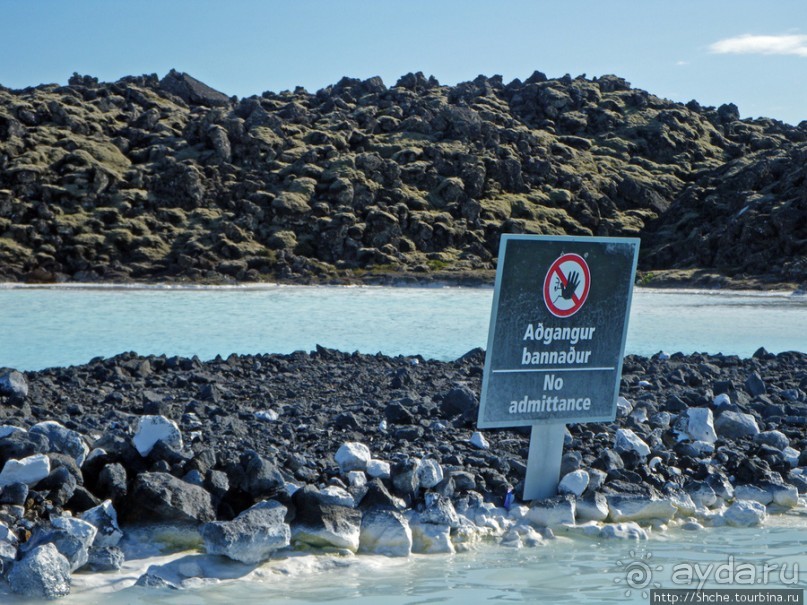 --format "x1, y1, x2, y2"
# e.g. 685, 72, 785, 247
523, 424, 566, 500
478, 235, 639, 501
